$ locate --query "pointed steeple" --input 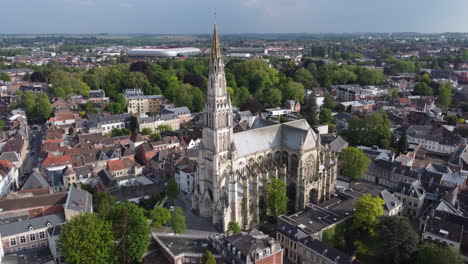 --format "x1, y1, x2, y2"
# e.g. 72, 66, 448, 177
211, 24, 221, 60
